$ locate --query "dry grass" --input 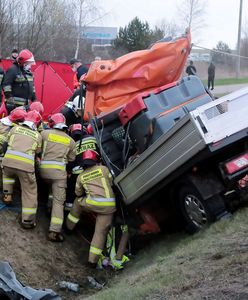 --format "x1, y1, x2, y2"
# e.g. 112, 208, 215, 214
86, 207, 248, 300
